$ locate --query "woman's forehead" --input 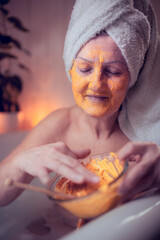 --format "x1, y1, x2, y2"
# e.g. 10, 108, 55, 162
77, 35, 126, 63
